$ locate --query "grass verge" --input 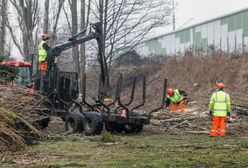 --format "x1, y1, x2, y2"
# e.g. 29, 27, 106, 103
1, 133, 248, 168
